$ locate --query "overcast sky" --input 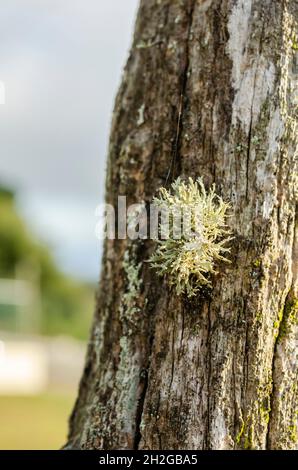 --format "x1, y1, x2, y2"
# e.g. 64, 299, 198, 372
0, 0, 138, 281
